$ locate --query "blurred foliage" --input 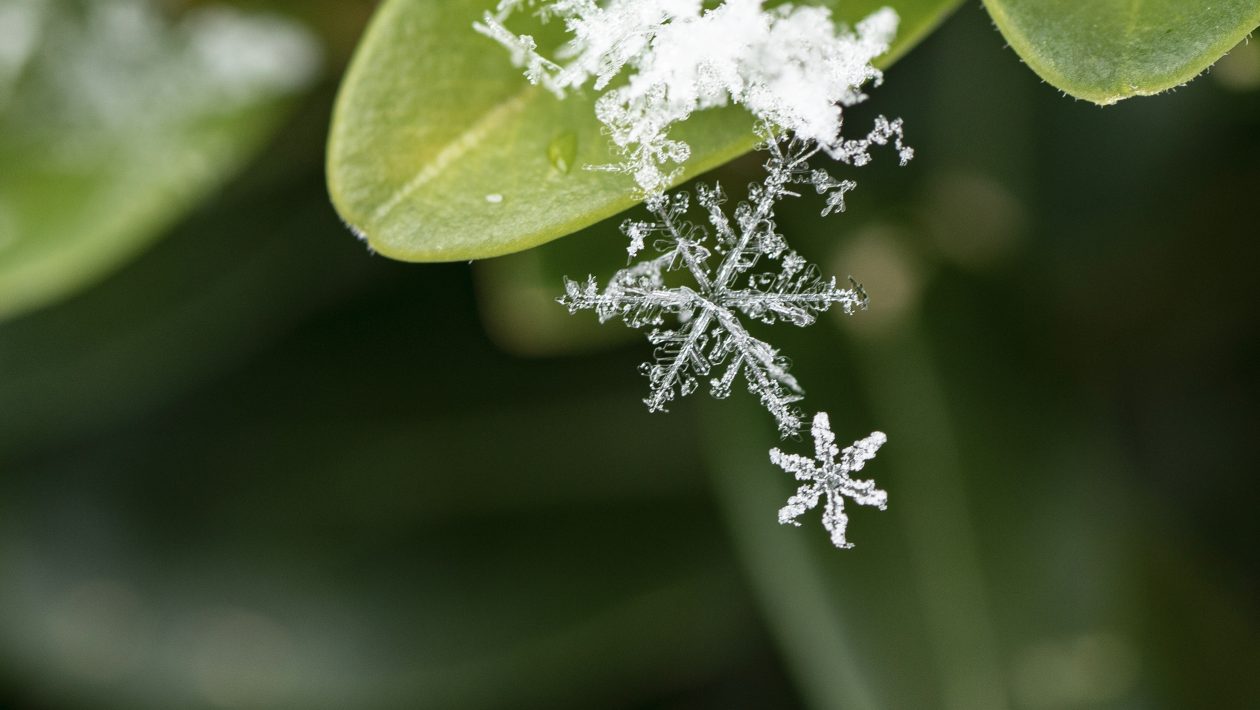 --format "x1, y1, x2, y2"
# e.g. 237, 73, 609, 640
0, 0, 322, 321
2, 2, 1259, 709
